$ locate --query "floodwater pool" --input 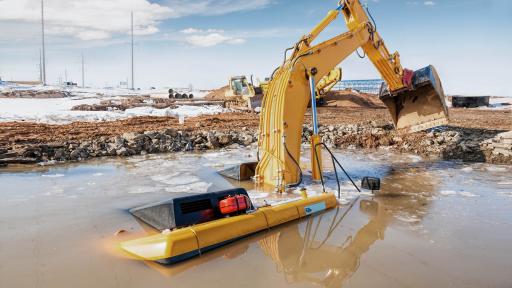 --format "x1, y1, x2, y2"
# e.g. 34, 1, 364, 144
1, 147, 511, 287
